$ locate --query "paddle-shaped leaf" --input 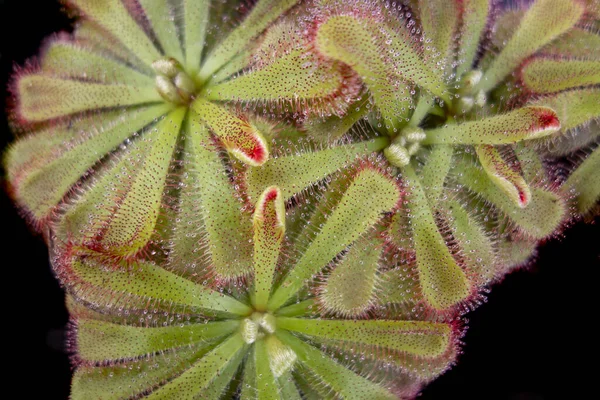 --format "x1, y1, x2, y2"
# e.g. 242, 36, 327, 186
521, 58, 600, 93
480, 0, 584, 92
244, 137, 388, 201
17, 74, 161, 122
423, 106, 561, 145
403, 164, 471, 310
268, 168, 401, 310
253, 187, 286, 311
